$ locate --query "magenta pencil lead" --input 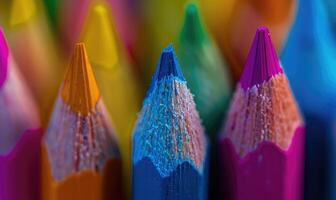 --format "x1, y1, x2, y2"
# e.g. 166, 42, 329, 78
219, 27, 305, 200
0, 28, 41, 200
240, 27, 283, 90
